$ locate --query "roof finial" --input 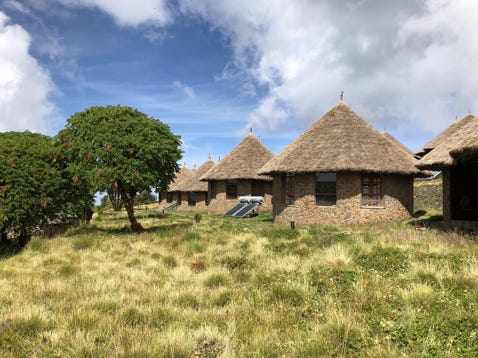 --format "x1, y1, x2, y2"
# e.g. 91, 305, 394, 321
468, 108, 472, 114
208, 153, 211, 160
218, 156, 220, 162
339, 90, 344, 104
382, 128, 387, 134
249, 127, 253, 136
455, 115, 458, 122
183, 161, 187, 169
